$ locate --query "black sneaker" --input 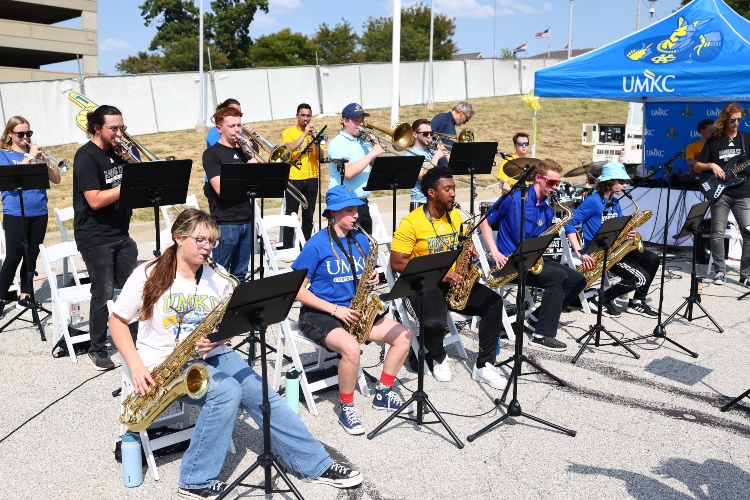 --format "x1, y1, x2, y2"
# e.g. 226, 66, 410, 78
627, 300, 659, 318
589, 297, 621, 318
87, 350, 115, 371
530, 336, 567, 351
178, 481, 238, 499
311, 462, 363, 488
17, 296, 40, 309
